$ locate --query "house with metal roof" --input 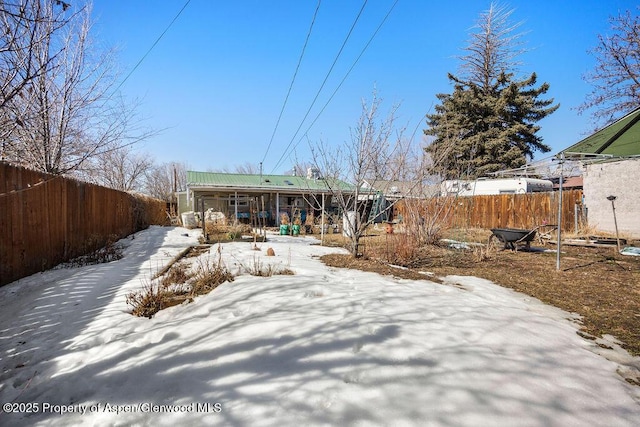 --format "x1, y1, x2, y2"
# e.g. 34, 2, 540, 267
562, 107, 640, 159
179, 169, 356, 227
560, 107, 640, 238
